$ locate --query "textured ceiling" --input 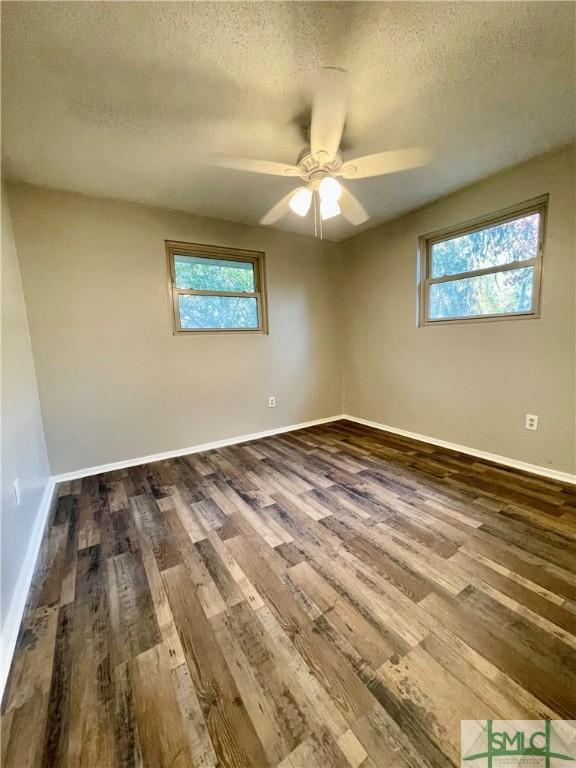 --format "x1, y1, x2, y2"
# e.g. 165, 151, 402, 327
2, 2, 574, 241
